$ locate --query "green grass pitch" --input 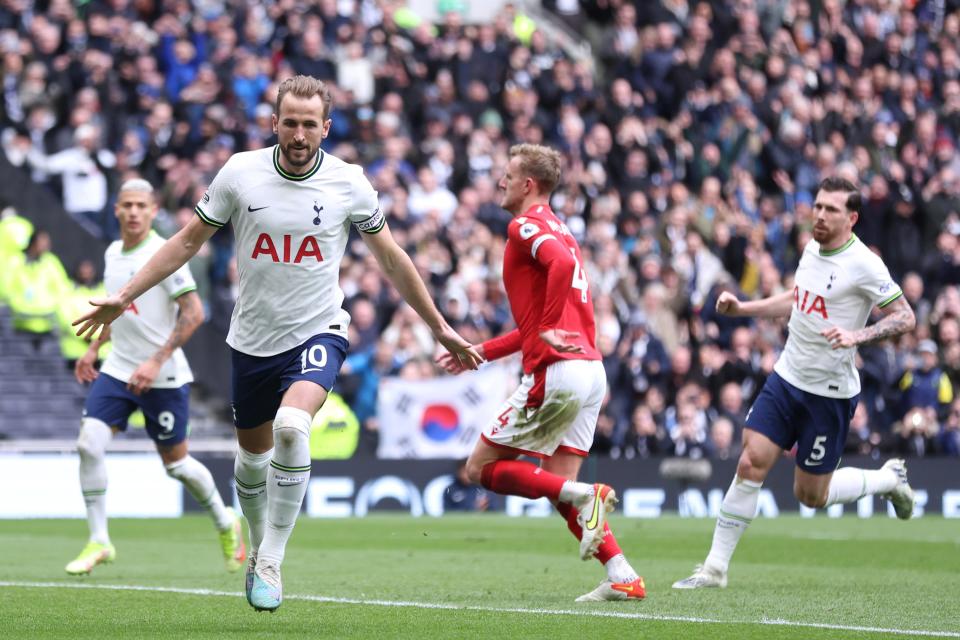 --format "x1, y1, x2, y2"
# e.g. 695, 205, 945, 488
1, 514, 957, 639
